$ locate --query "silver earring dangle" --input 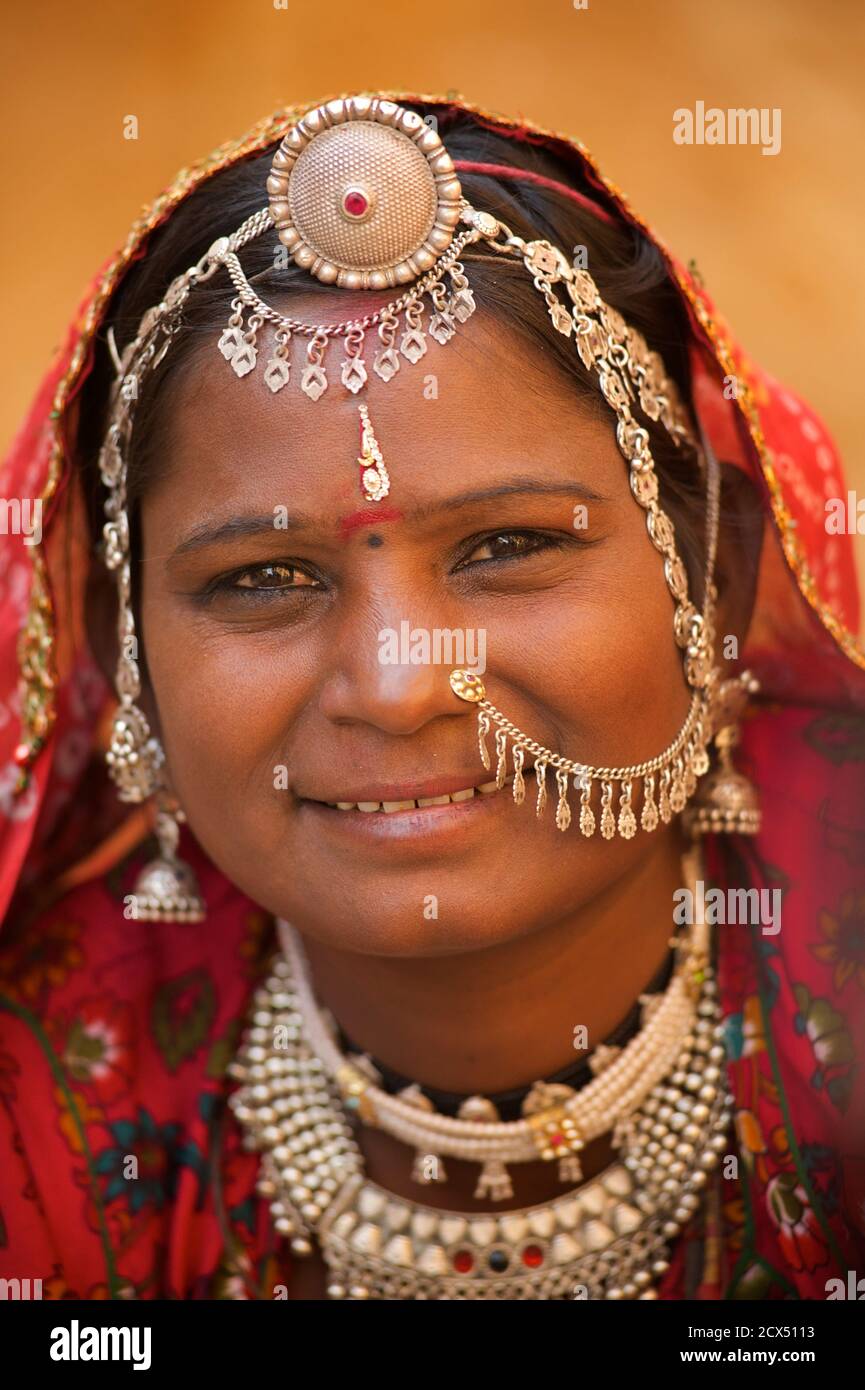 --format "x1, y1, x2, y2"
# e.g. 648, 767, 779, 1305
100, 427, 206, 923
128, 793, 206, 923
